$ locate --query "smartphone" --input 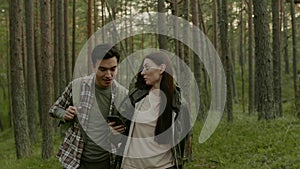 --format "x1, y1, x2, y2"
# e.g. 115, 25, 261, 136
107, 115, 126, 127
